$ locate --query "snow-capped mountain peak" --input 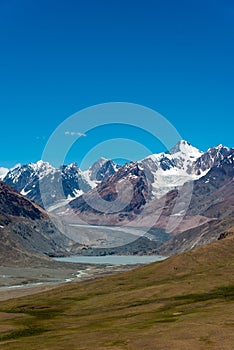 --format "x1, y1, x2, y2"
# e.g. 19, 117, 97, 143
169, 140, 203, 158
137, 141, 205, 197
88, 158, 119, 182
29, 160, 56, 176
